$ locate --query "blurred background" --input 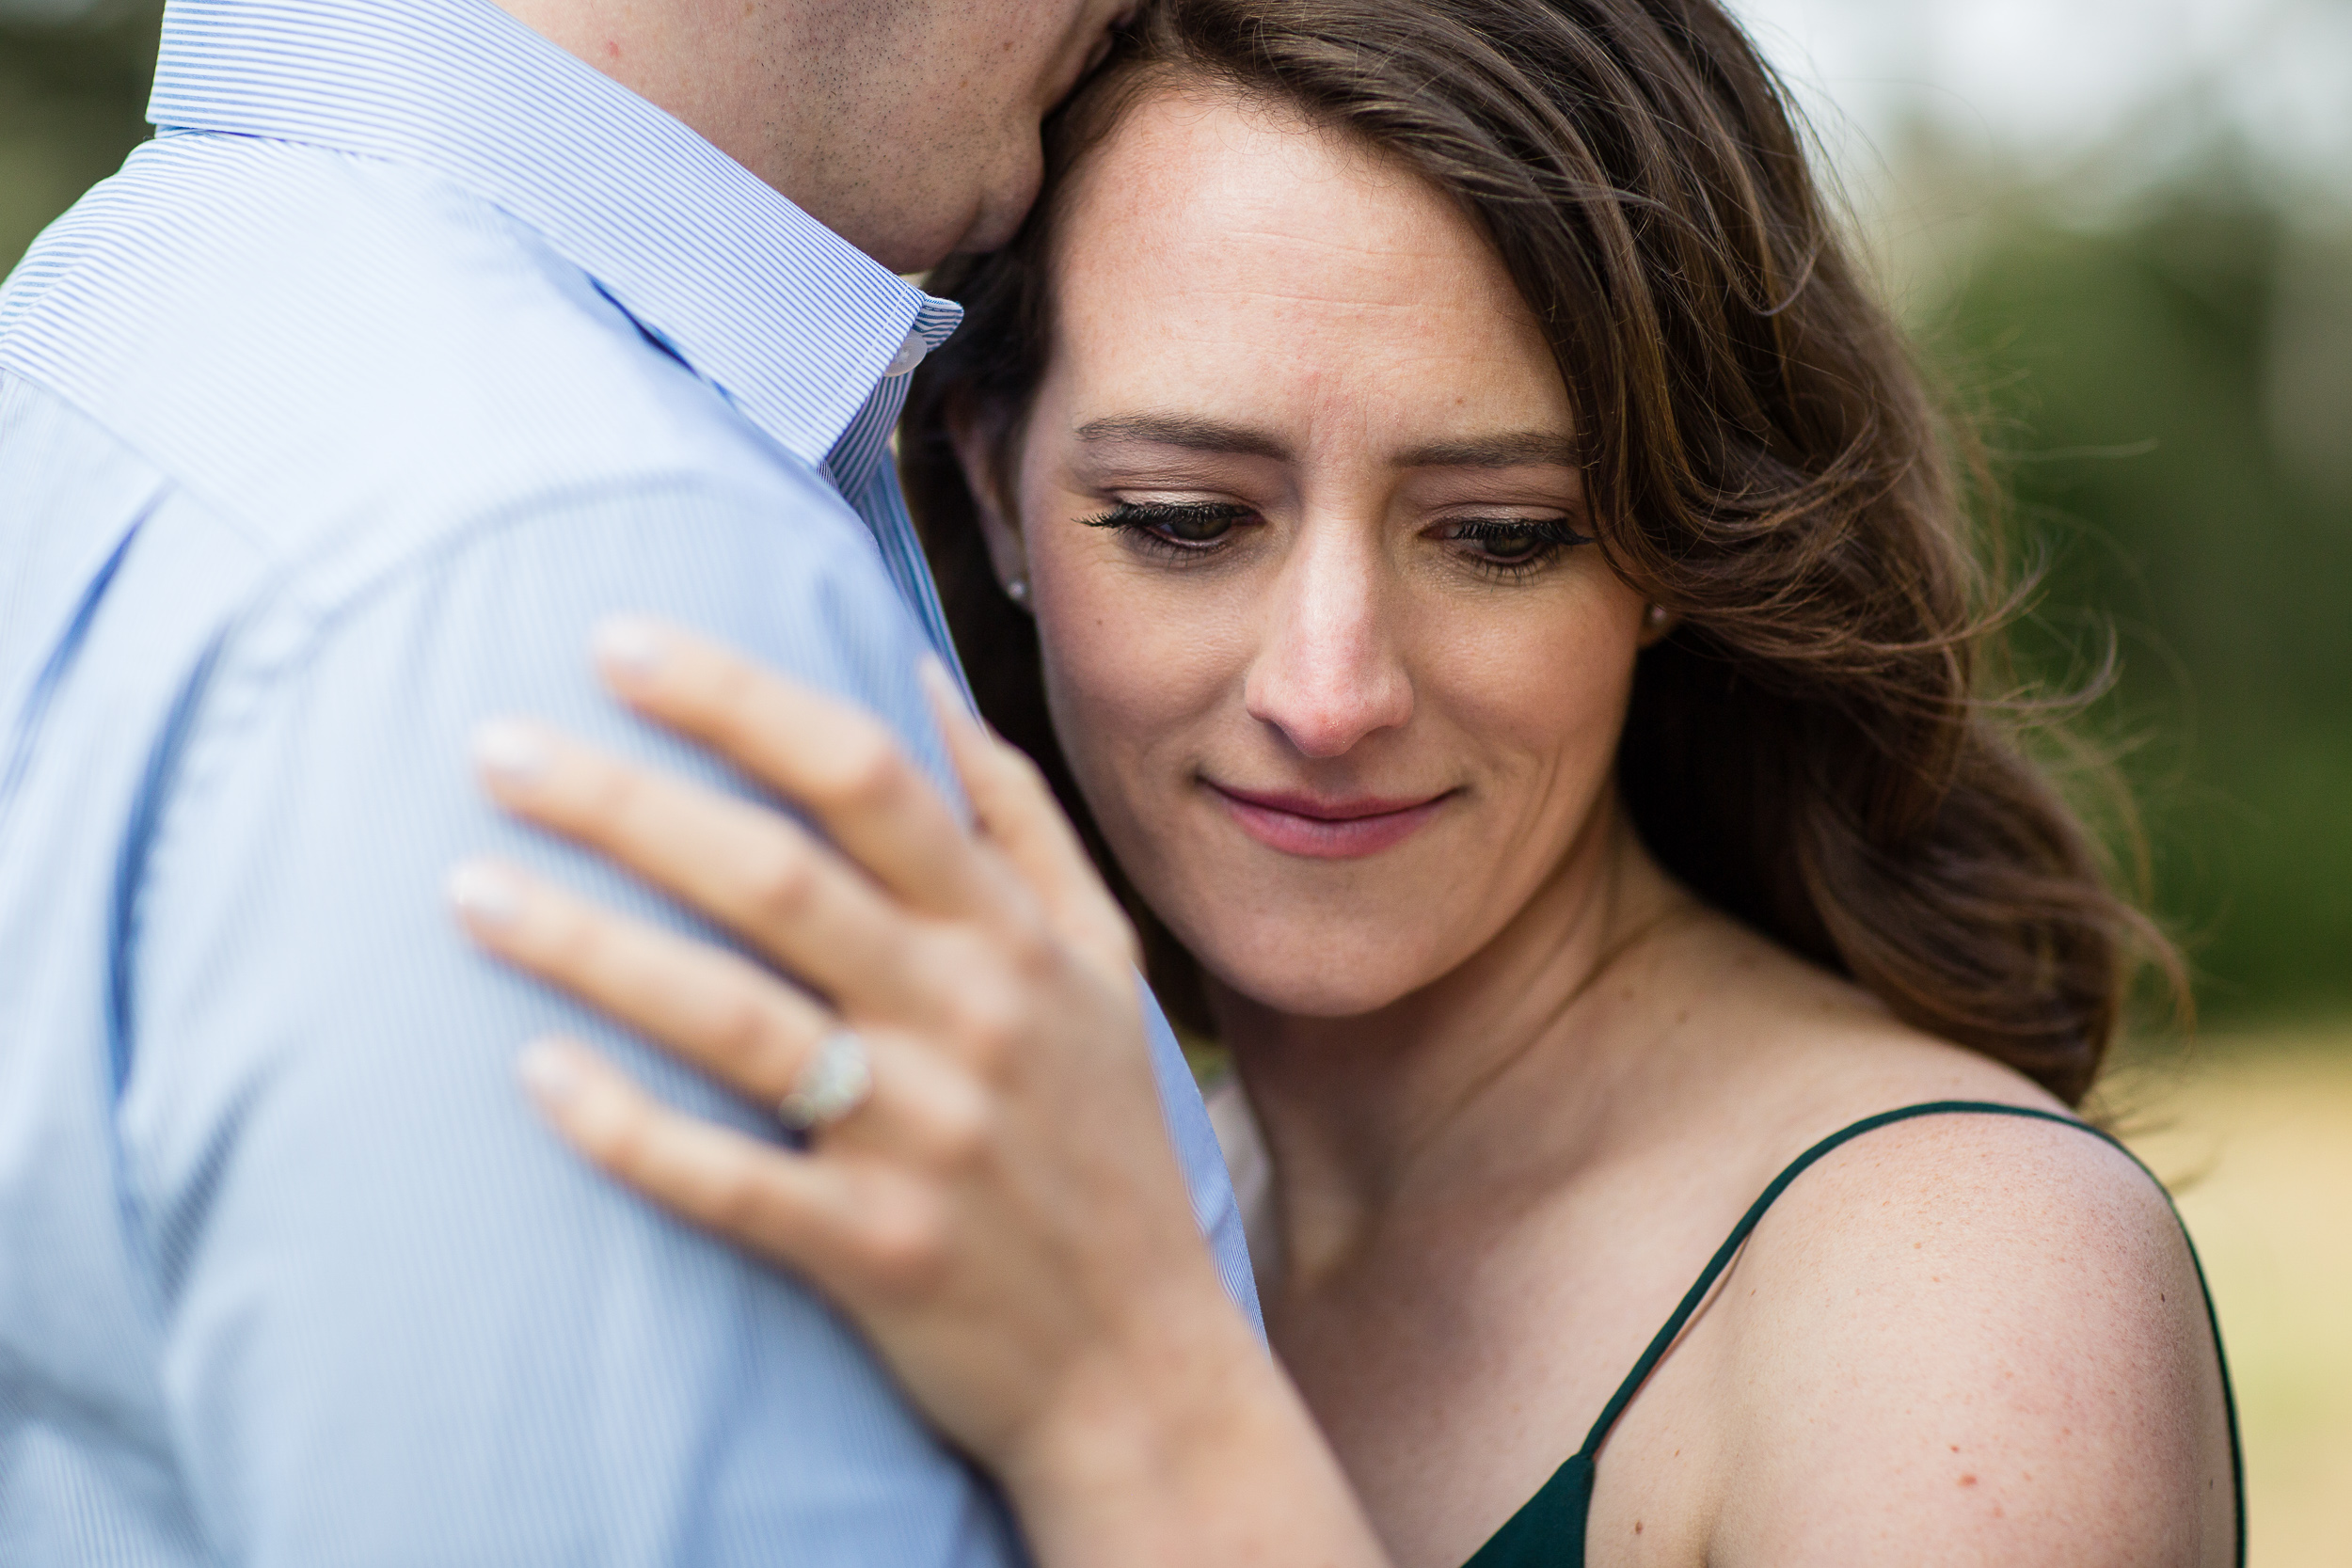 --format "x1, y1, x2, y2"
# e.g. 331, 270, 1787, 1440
4, 0, 2346, 1558
1726, 4, 2352, 1555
